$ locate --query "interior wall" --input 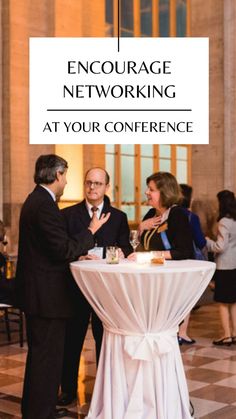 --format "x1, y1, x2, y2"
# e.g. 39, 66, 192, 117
55, 144, 83, 203
54, 0, 106, 203
191, 0, 224, 201
190, 0, 225, 235
223, 0, 236, 192
0, 0, 3, 221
